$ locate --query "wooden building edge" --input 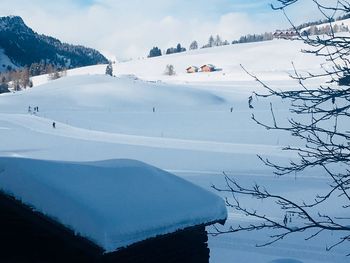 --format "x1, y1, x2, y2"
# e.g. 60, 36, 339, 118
0, 191, 224, 263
